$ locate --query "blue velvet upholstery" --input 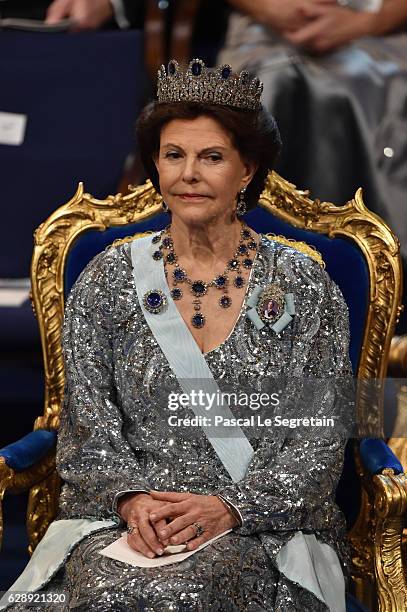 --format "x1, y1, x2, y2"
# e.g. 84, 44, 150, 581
65, 212, 171, 295
0, 430, 57, 472
360, 438, 403, 476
